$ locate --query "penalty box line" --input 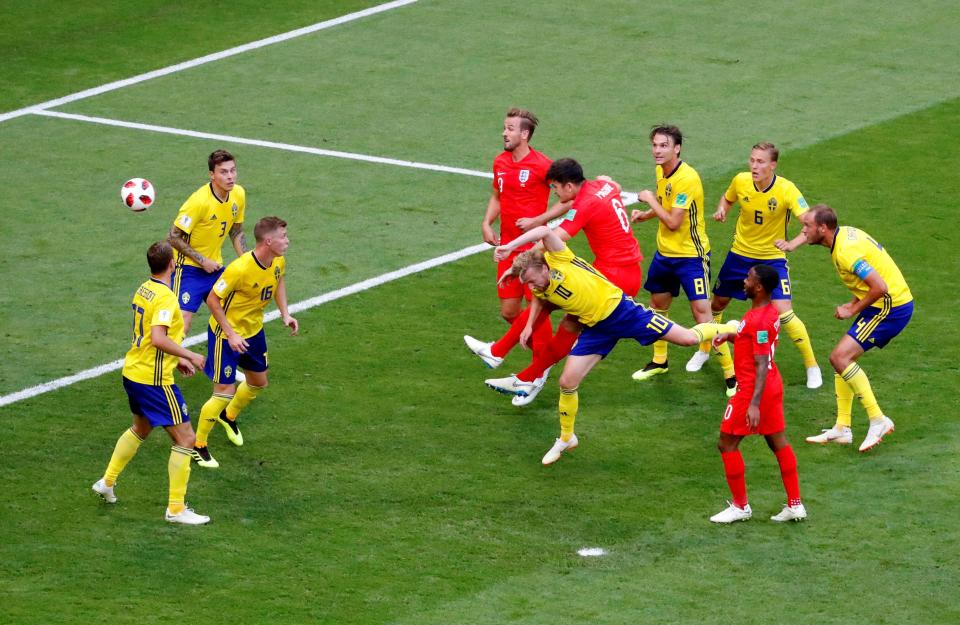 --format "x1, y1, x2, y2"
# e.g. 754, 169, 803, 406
0, 243, 490, 408
0, 0, 419, 124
